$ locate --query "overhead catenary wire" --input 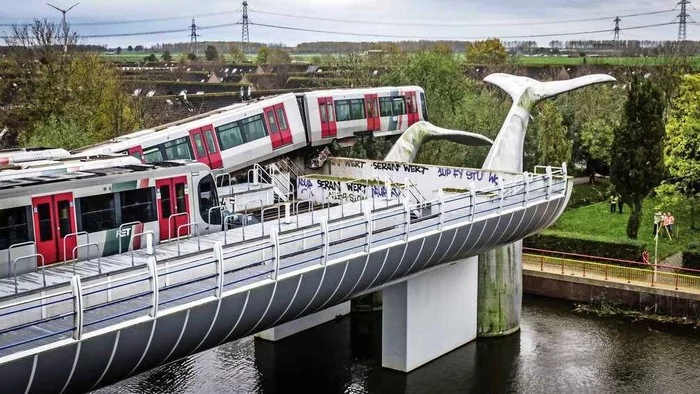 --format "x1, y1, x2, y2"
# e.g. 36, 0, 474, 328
249, 21, 677, 40
249, 9, 676, 28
